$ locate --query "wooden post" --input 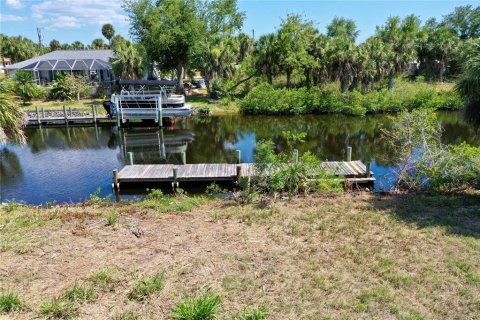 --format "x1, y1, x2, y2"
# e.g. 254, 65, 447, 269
172, 168, 178, 189
366, 162, 371, 178
181, 151, 186, 165
41, 108, 45, 119
236, 149, 241, 164
346, 146, 352, 162
116, 97, 121, 128
63, 105, 68, 125
112, 169, 121, 202
113, 169, 119, 189
69, 106, 72, 117
91, 104, 97, 123
127, 152, 134, 165
35, 106, 41, 126
236, 165, 242, 182
293, 149, 299, 163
